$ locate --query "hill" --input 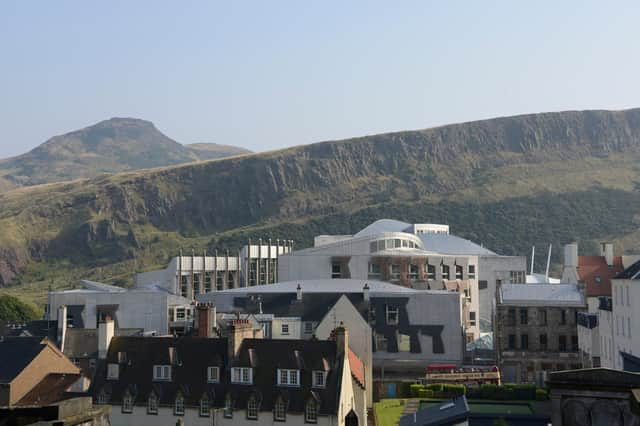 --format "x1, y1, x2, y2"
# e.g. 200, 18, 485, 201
1, 108, 640, 305
0, 118, 250, 189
